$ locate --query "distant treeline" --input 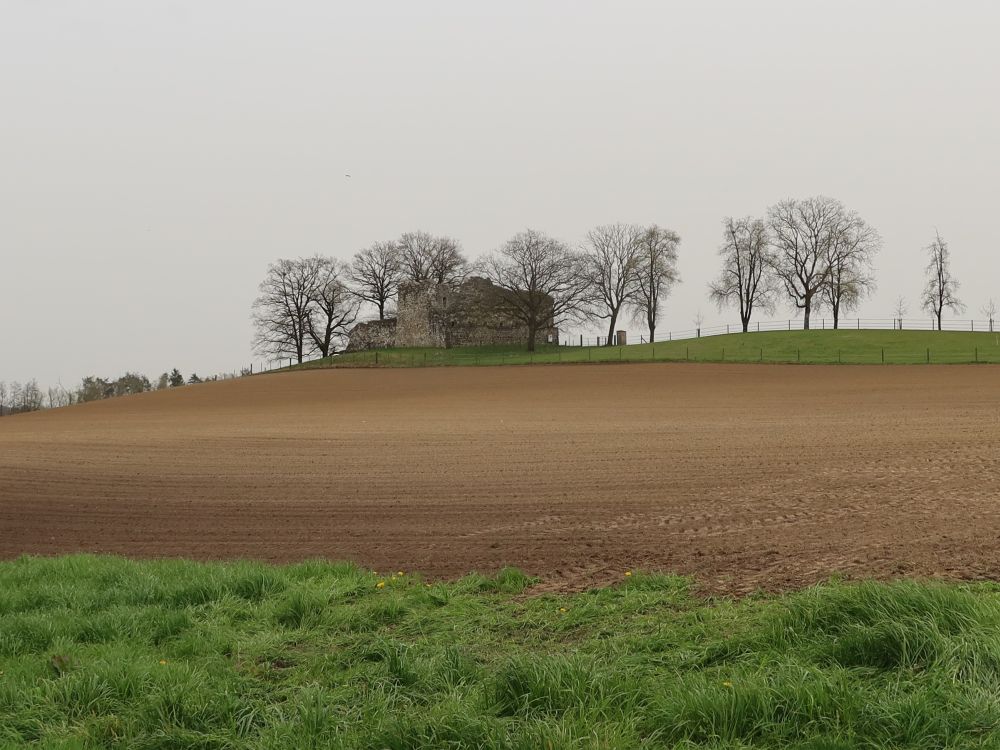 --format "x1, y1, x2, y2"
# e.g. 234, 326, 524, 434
0, 368, 245, 416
